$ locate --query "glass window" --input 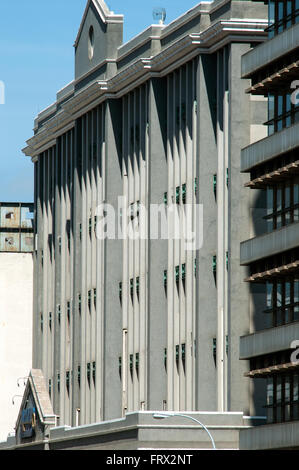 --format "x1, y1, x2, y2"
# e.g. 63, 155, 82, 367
285, 183, 291, 225
267, 377, 274, 424
268, 95, 275, 134
285, 282, 291, 305
276, 376, 282, 403
294, 375, 299, 402
295, 280, 299, 303
286, 93, 292, 113
276, 282, 283, 326
267, 282, 273, 309
276, 376, 282, 422
277, 282, 282, 307
293, 375, 299, 420
287, 1, 293, 28
294, 178, 299, 223
285, 376, 291, 402
277, 185, 282, 212
268, 94, 275, 120
268, 1, 275, 34
296, 0, 299, 24
285, 375, 291, 421
294, 178, 299, 205
267, 377, 274, 406
286, 93, 292, 128
267, 187, 274, 232
278, 2, 284, 33
277, 96, 284, 130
